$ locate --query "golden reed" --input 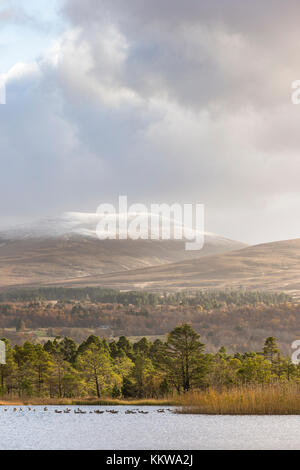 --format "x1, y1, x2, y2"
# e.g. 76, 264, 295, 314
177, 384, 300, 415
